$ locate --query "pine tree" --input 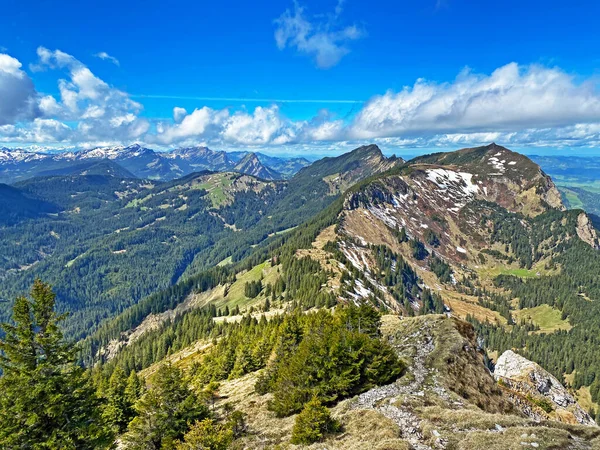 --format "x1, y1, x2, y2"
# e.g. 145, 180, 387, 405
123, 364, 210, 449
0, 280, 111, 449
125, 369, 144, 406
